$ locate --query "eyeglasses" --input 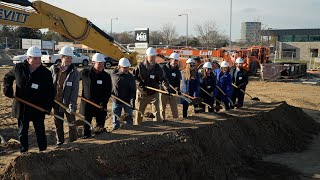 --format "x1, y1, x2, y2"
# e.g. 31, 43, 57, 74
189, 64, 195, 67
206, 68, 212, 70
